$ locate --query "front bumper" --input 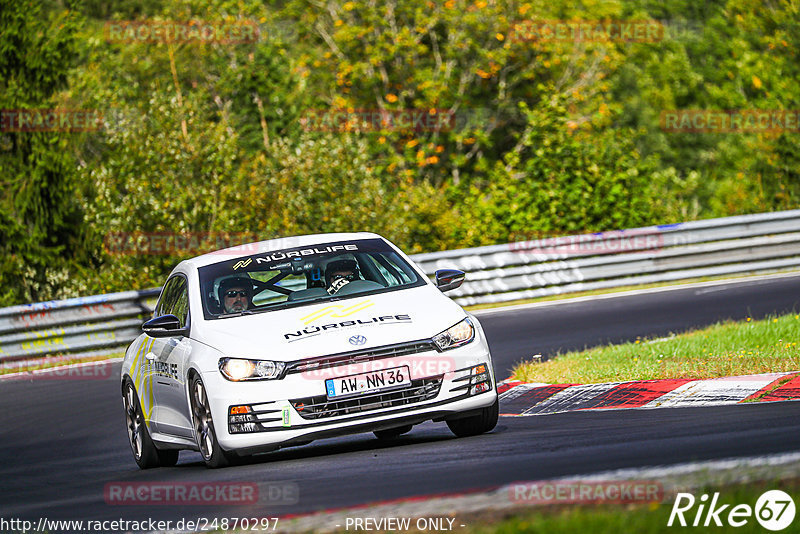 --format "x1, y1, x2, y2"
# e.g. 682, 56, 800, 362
201, 337, 497, 454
